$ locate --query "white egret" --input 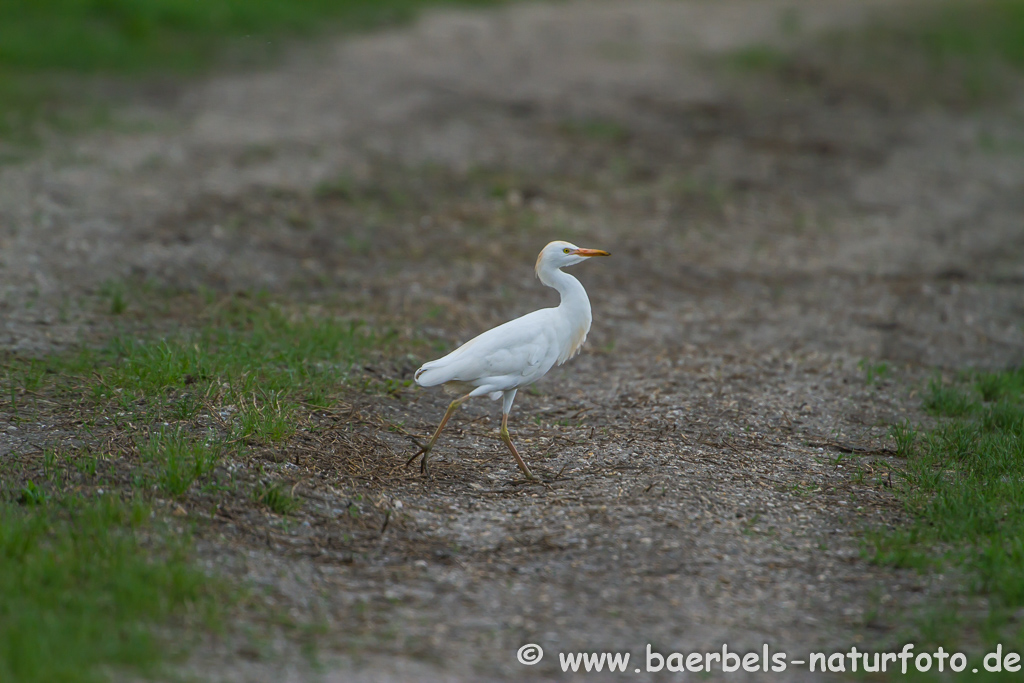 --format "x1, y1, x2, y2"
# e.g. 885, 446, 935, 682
410, 240, 610, 479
